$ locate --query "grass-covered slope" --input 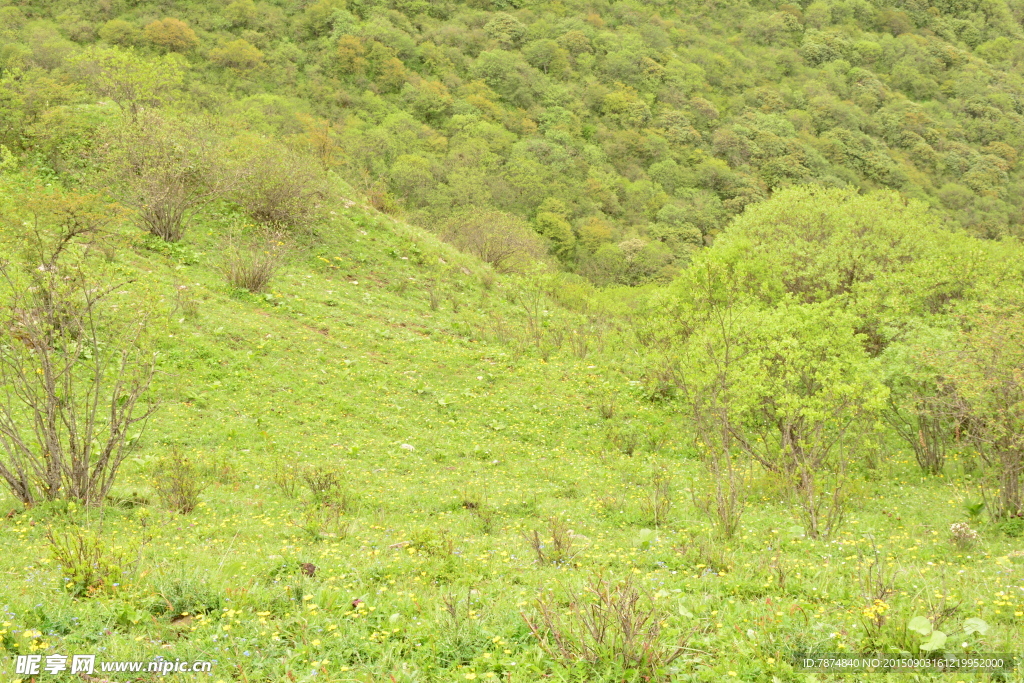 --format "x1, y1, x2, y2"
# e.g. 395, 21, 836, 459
1, 170, 1023, 682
